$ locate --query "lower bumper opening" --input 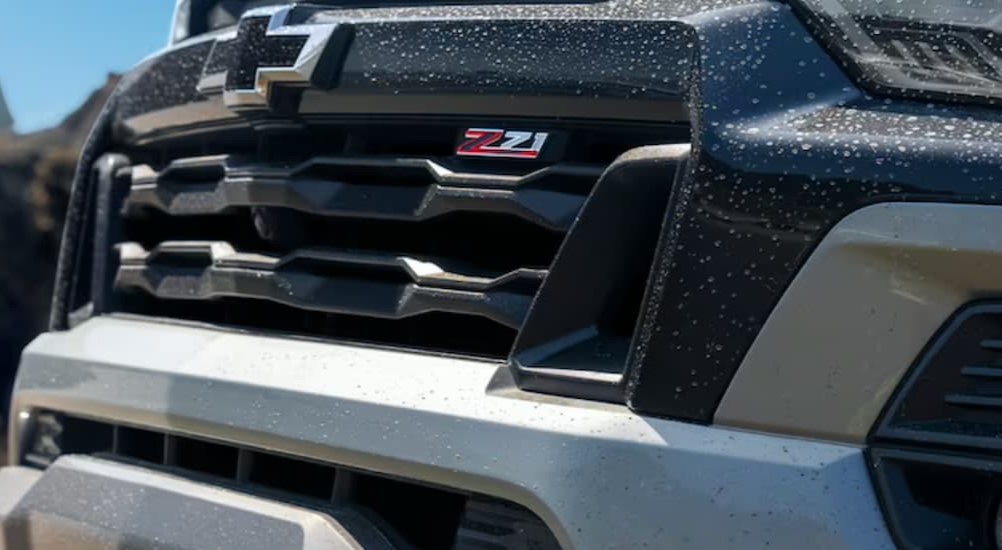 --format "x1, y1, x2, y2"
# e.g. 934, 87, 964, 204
18, 410, 560, 550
